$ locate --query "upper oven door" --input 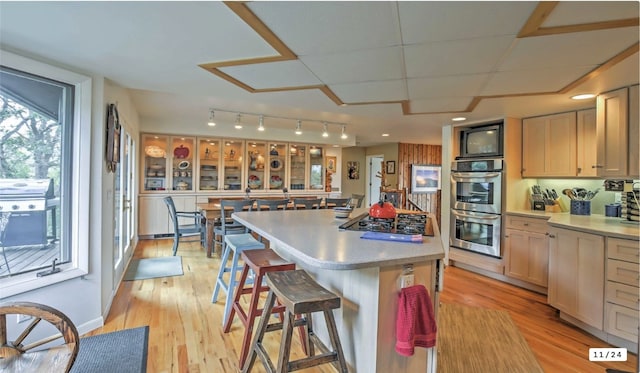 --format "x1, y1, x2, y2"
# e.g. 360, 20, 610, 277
450, 171, 502, 214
